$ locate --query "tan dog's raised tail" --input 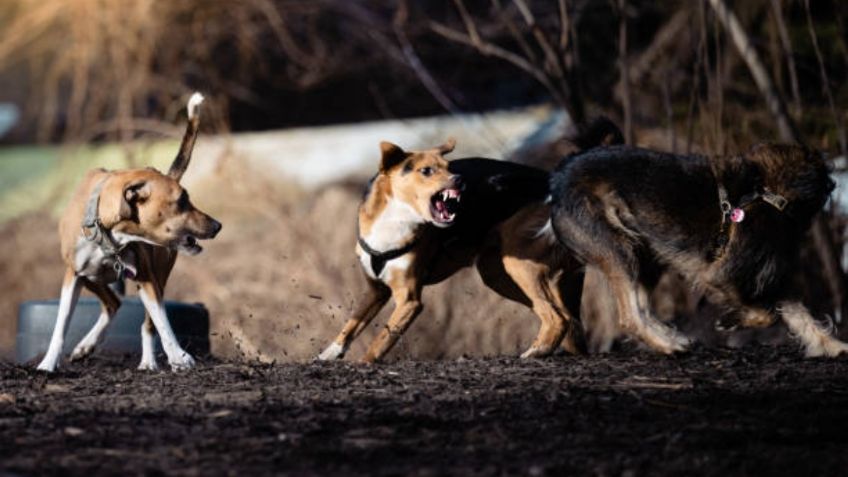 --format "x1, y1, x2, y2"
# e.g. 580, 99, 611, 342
36, 92, 221, 372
